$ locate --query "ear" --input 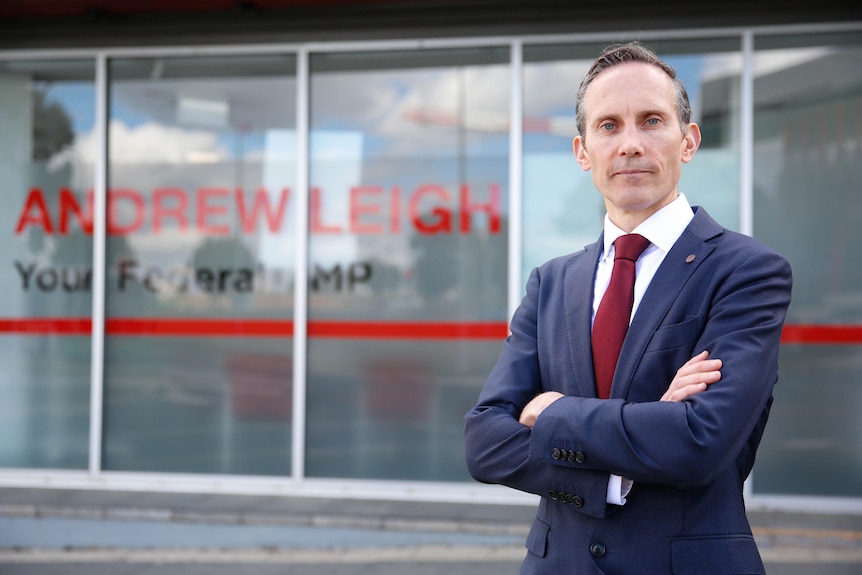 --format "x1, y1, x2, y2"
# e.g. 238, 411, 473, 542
573, 135, 591, 171
681, 123, 701, 164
